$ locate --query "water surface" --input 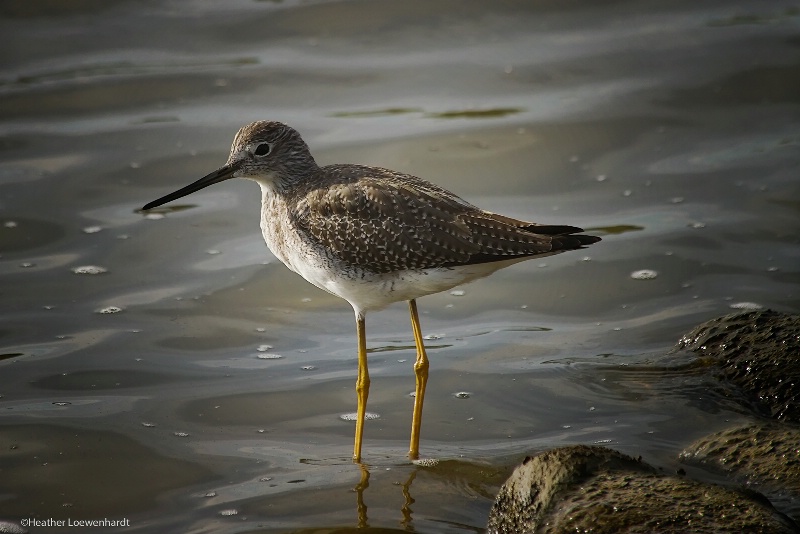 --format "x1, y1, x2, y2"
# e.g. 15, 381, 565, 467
1, 1, 798, 532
